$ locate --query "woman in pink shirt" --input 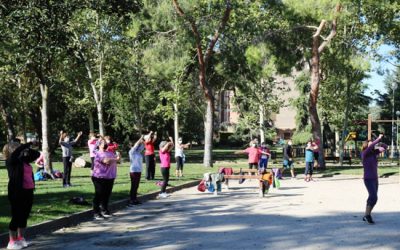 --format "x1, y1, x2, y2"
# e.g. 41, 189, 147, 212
88, 132, 98, 170
158, 137, 174, 199
91, 139, 120, 220
236, 141, 260, 170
